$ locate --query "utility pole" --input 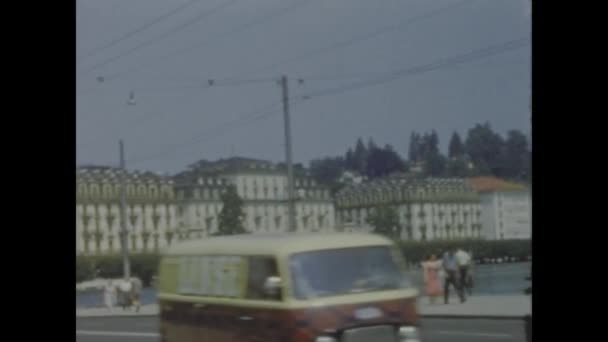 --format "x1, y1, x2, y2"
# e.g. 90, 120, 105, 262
119, 140, 131, 280
280, 75, 296, 232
